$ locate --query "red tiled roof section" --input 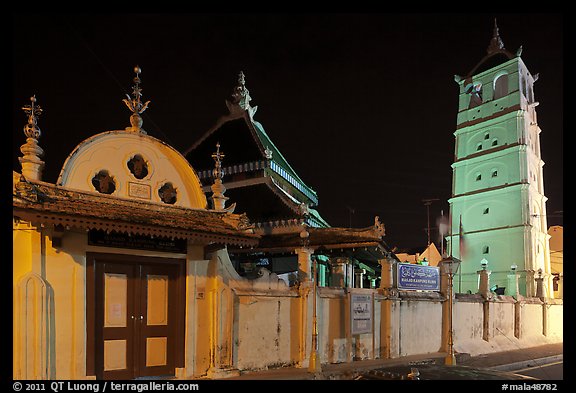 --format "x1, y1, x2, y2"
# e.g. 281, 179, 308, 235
258, 226, 384, 249
13, 177, 259, 245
